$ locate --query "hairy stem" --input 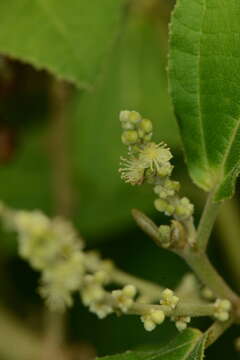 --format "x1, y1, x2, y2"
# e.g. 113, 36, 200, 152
217, 199, 240, 292
206, 318, 233, 348
105, 293, 216, 317
196, 191, 221, 251
129, 302, 216, 318
183, 250, 239, 304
